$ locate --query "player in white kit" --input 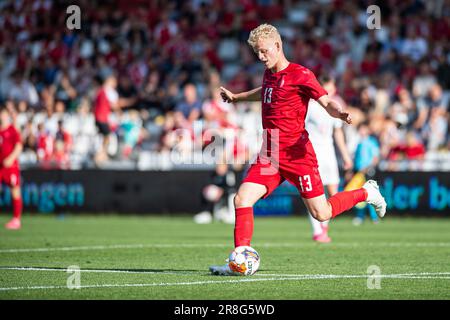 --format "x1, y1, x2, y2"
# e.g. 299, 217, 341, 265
305, 76, 353, 242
